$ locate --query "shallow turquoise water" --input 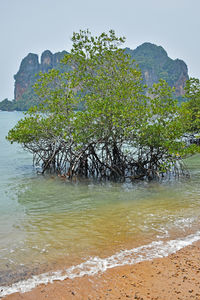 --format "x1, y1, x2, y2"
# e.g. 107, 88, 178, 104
0, 112, 200, 290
